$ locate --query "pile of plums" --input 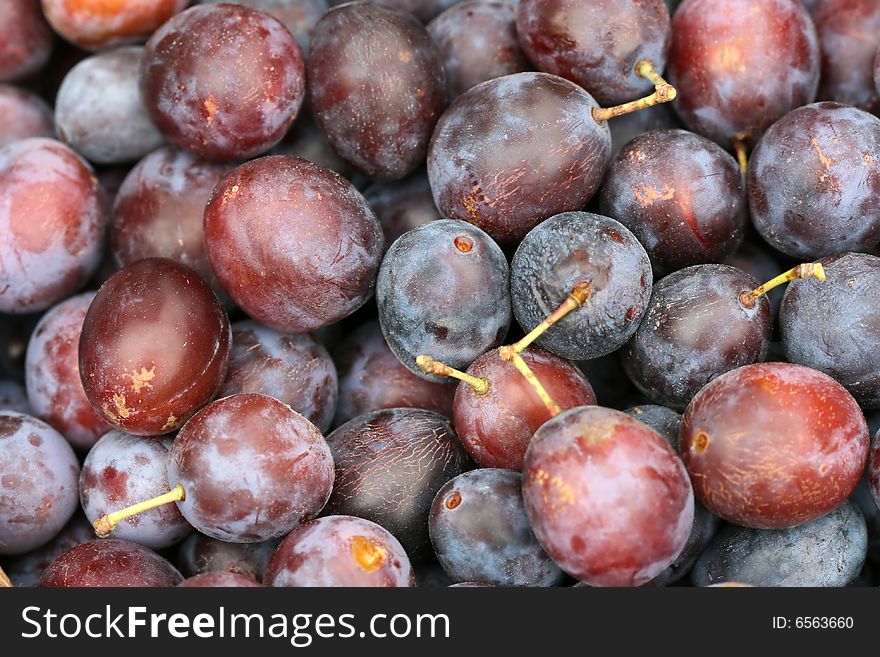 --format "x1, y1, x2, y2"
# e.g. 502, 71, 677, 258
2, 0, 880, 589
